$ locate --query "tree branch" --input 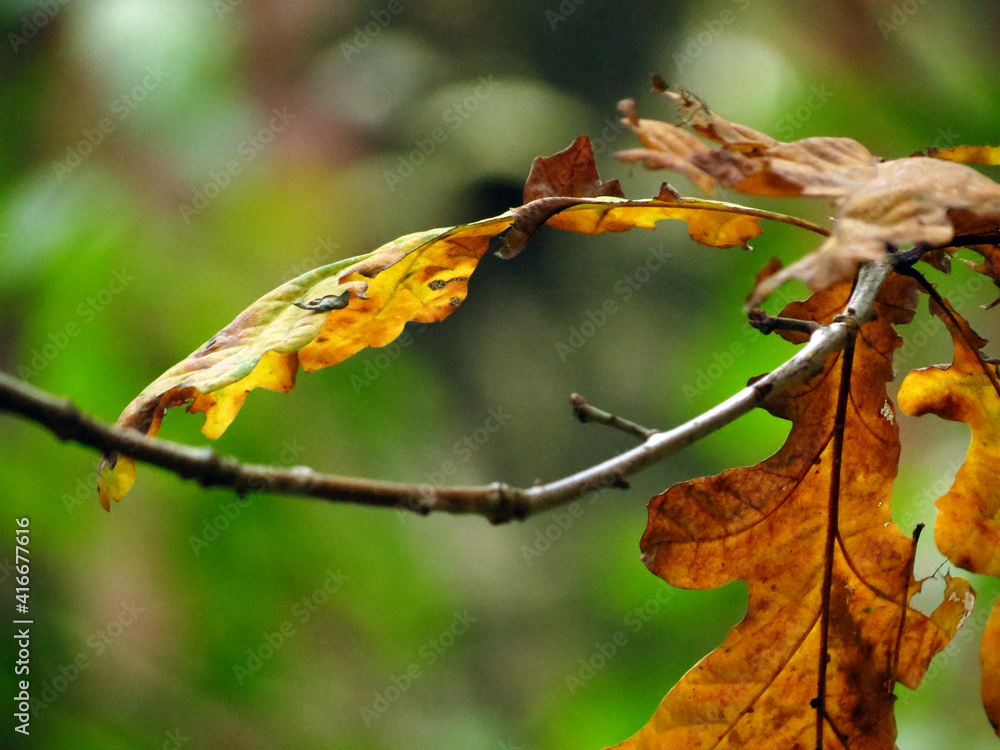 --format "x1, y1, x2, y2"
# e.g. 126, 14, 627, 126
0, 258, 894, 524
